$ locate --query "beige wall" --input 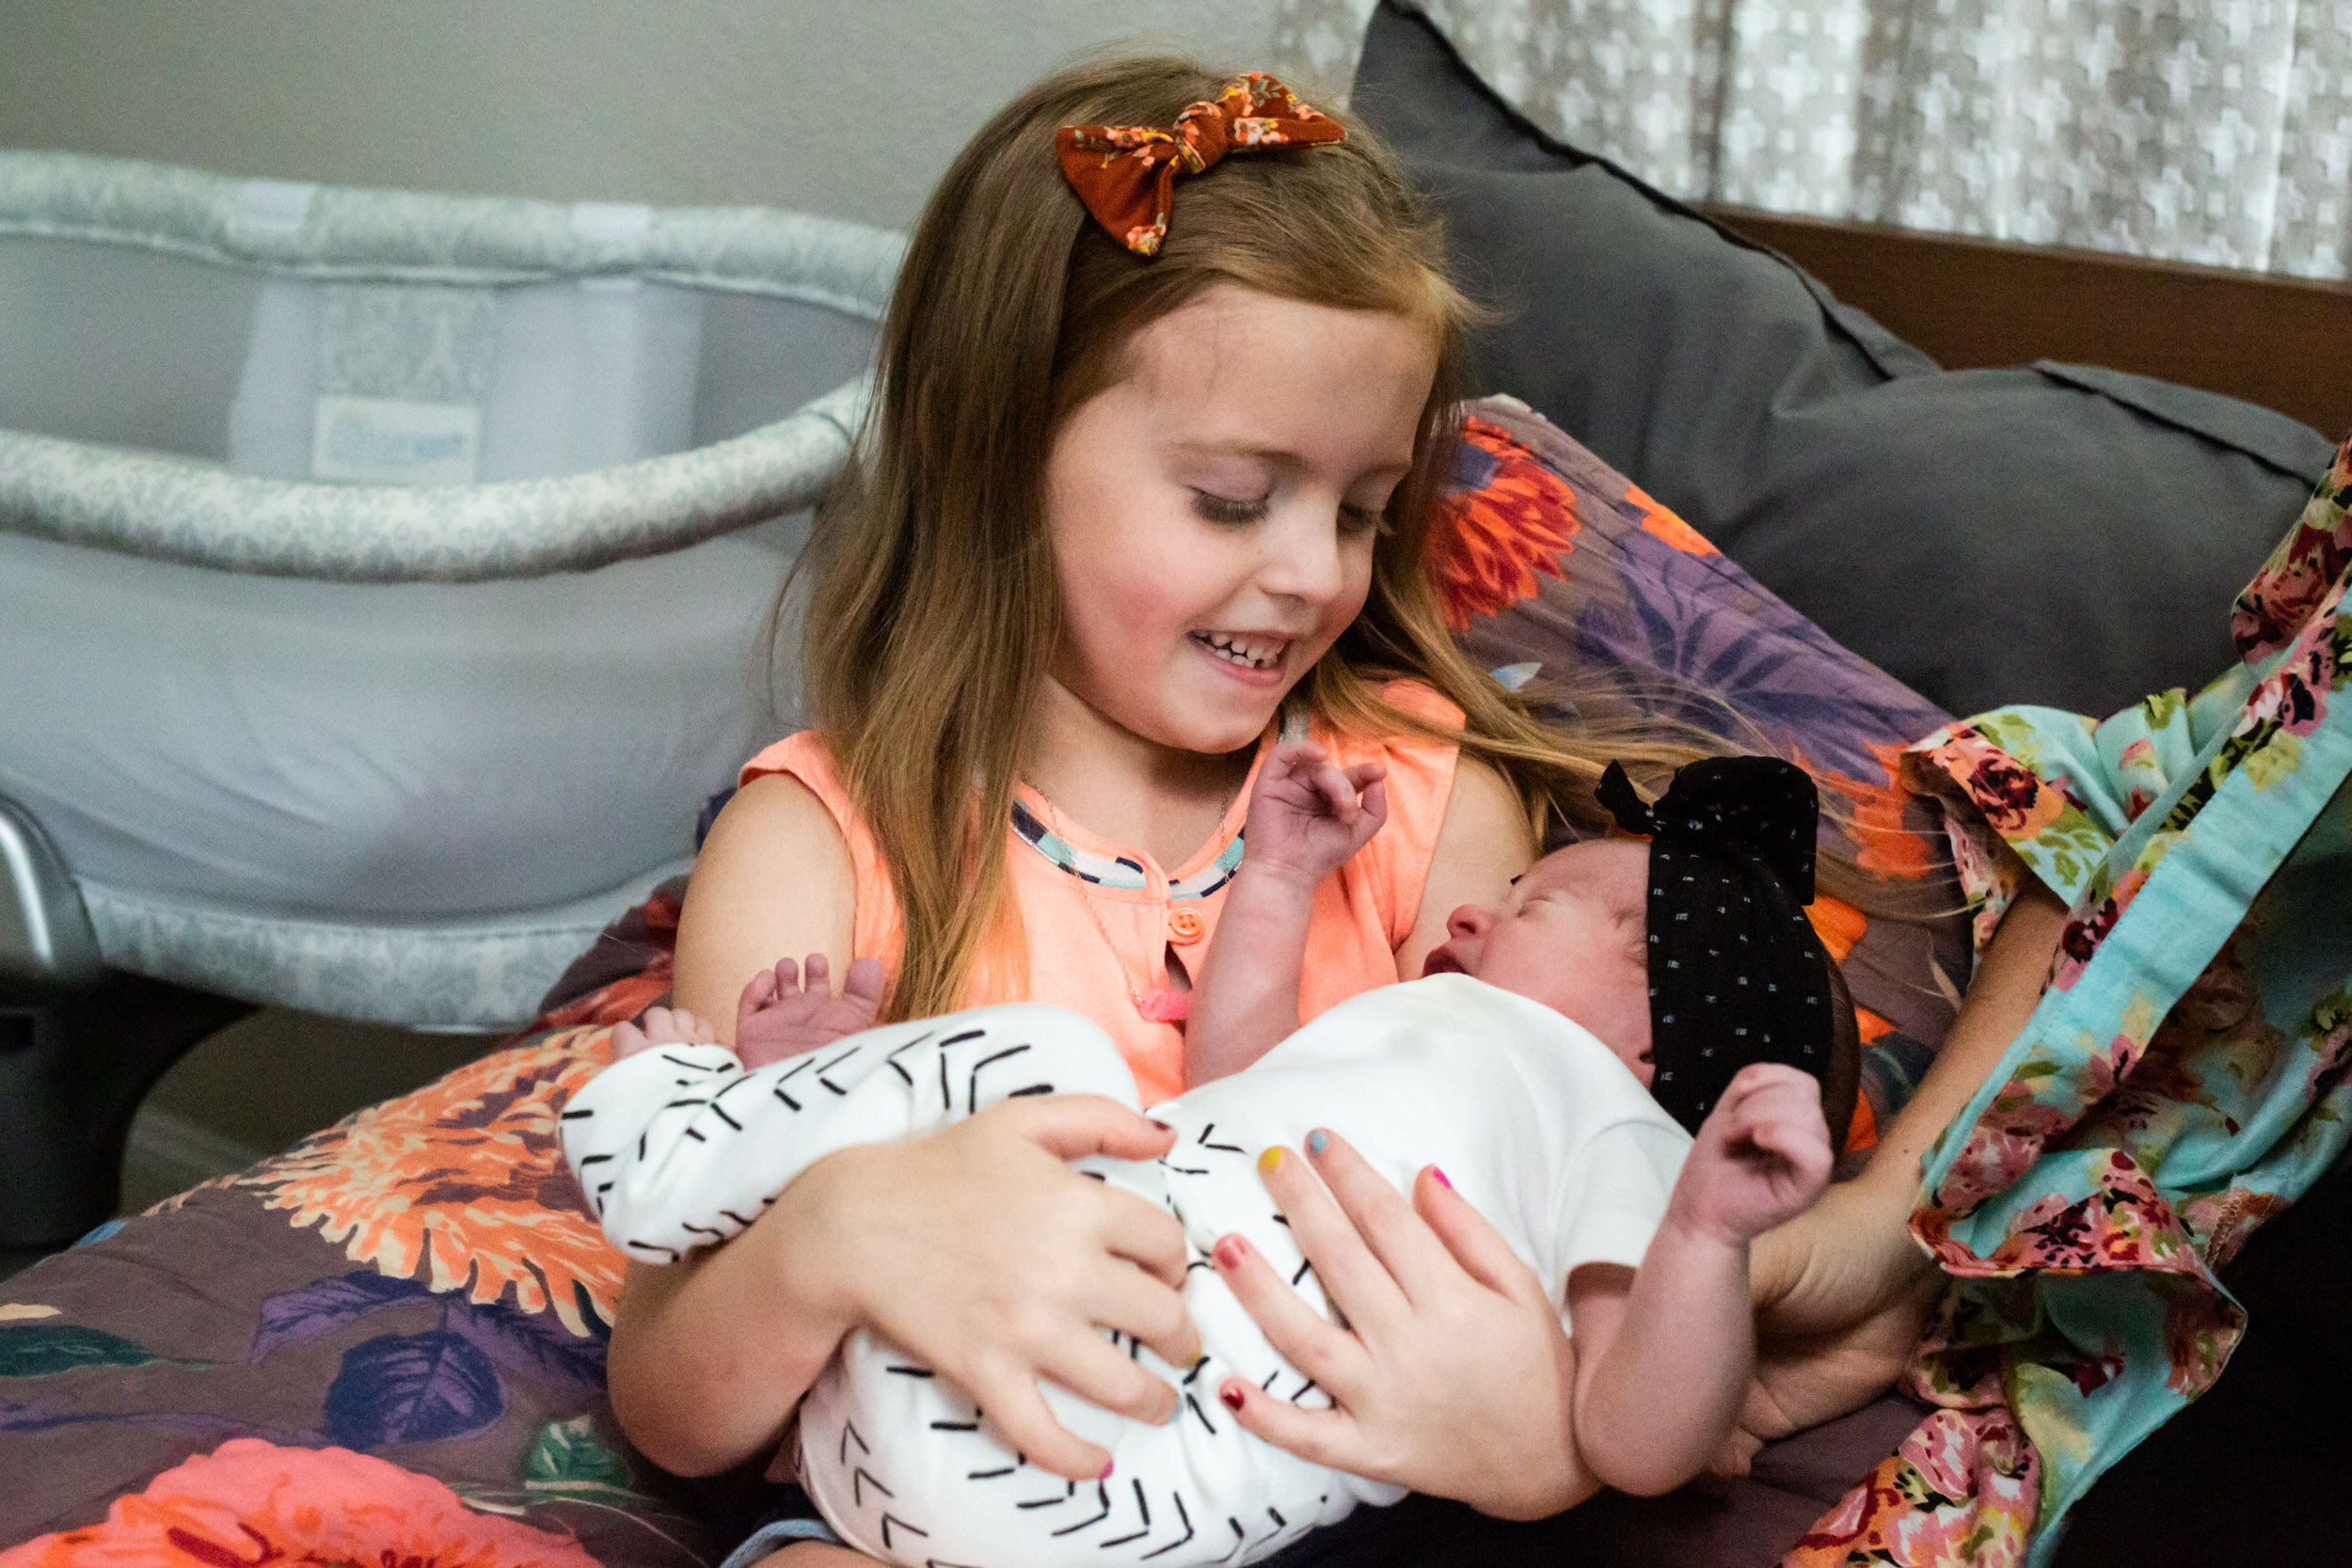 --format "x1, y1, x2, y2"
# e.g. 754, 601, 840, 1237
0, 0, 1302, 229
